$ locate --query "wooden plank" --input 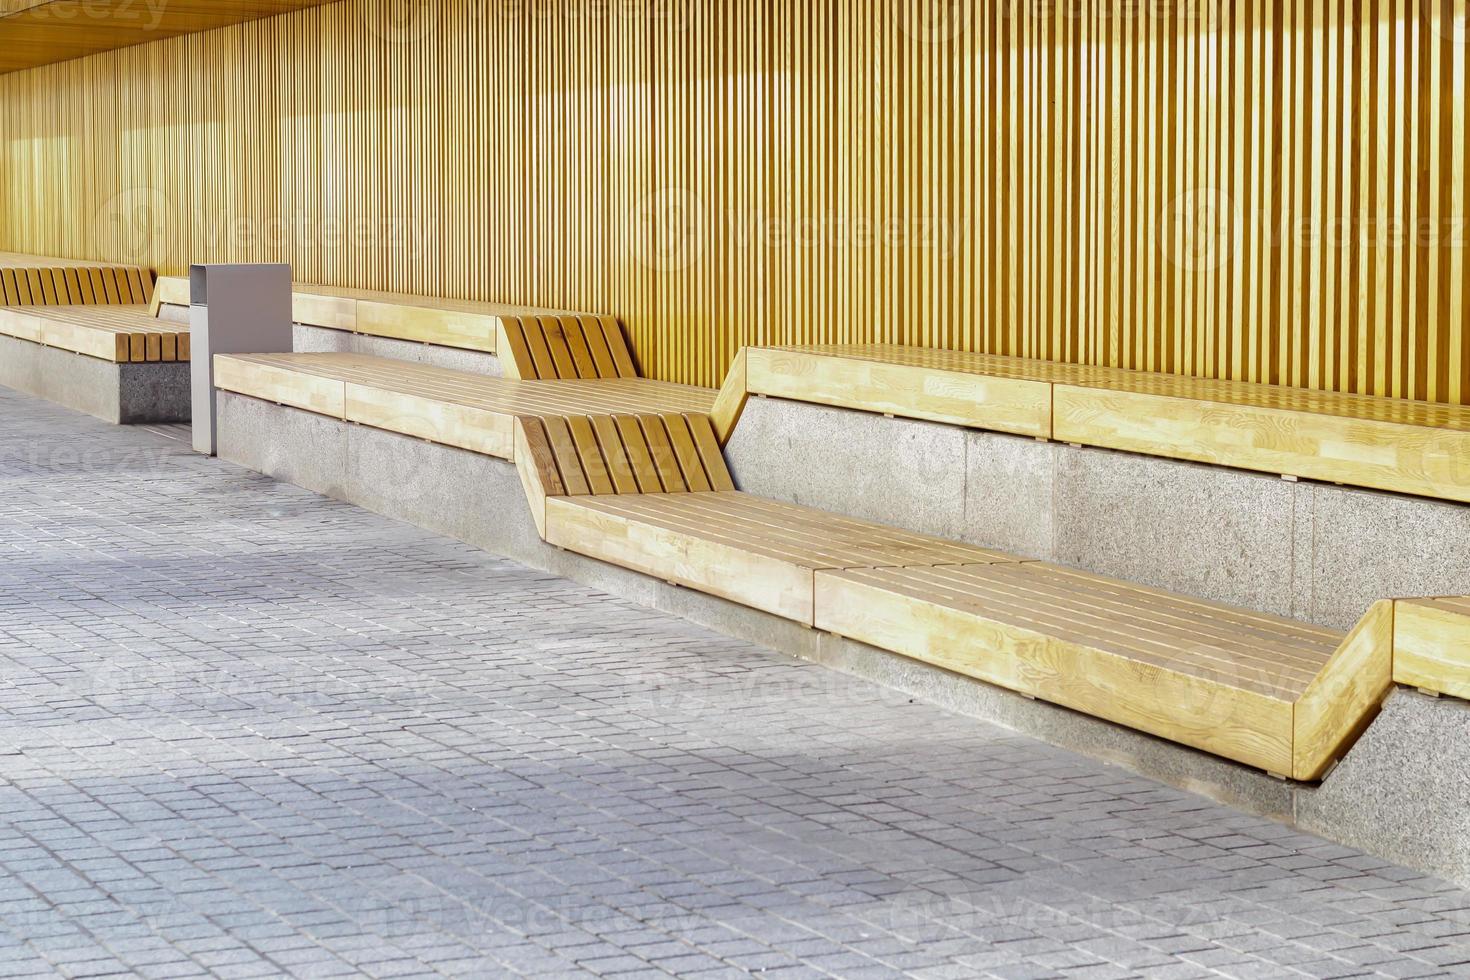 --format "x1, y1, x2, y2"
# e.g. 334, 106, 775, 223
711, 348, 748, 444
598, 317, 638, 377
60, 268, 82, 304
514, 416, 565, 539
522, 318, 559, 380
161, 333, 178, 362
1292, 600, 1394, 781
1054, 385, 1470, 504
293, 291, 357, 331
748, 347, 1054, 439
1394, 598, 1470, 701
213, 354, 346, 417
540, 317, 579, 379
637, 415, 687, 492
86, 268, 107, 305
814, 566, 1297, 776
541, 415, 590, 496
685, 414, 735, 491
661, 414, 712, 493
1, 269, 19, 305
100, 269, 121, 304
143, 332, 162, 362
0, 307, 41, 343
76, 269, 97, 305
566, 415, 615, 495
152, 275, 190, 309
560, 319, 599, 379
496, 318, 533, 380
124, 267, 148, 304
578, 315, 619, 378
344, 384, 514, 459
591, 414, 639, 494
36, 316, 126, 361
614, 414, 663, 493
545, 495, 818, 623
357, 300, 499, 352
